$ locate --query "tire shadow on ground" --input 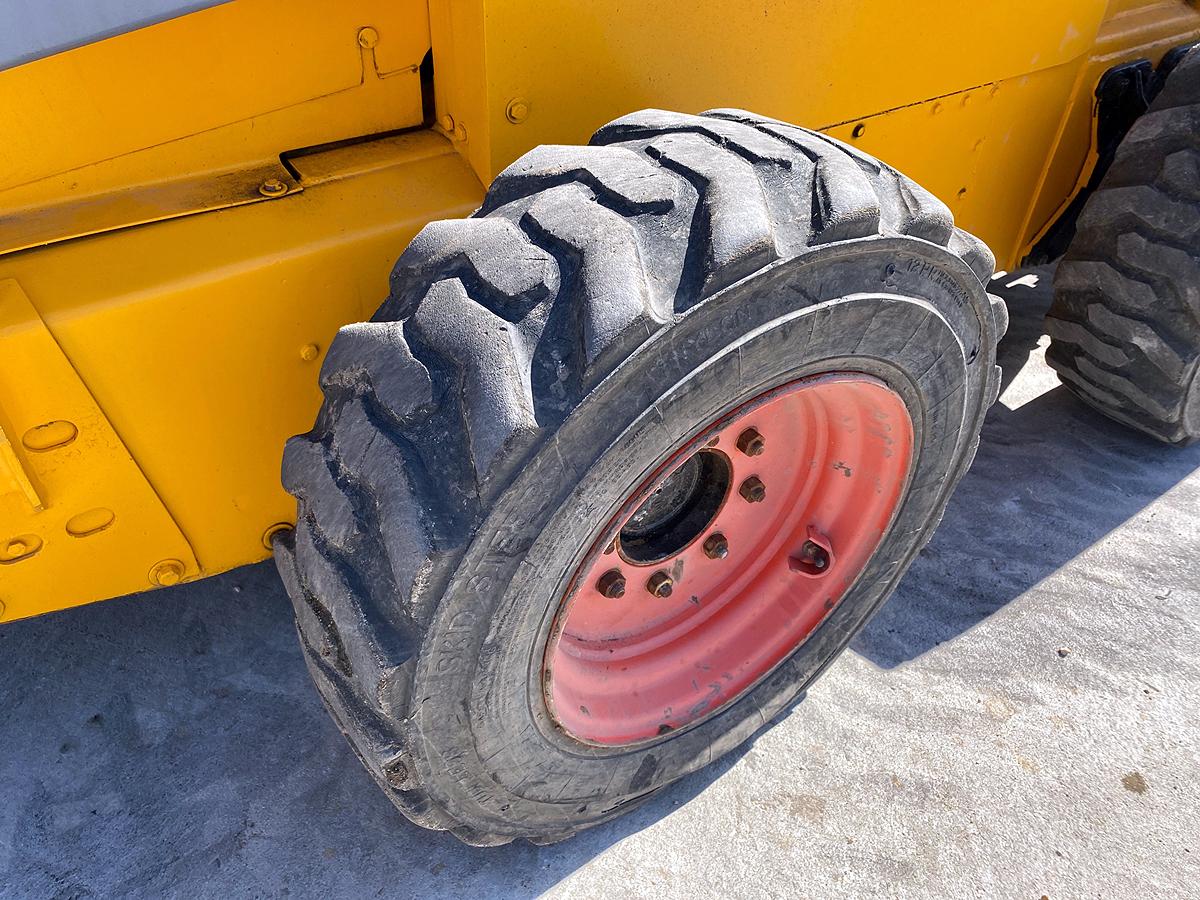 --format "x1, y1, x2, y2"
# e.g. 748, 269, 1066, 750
851, 265, 1200, 668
